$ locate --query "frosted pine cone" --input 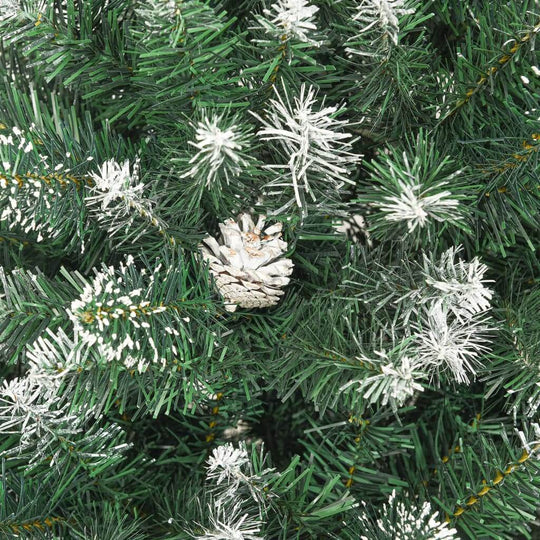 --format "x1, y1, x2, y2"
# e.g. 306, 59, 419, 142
201, 214, 294, 312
